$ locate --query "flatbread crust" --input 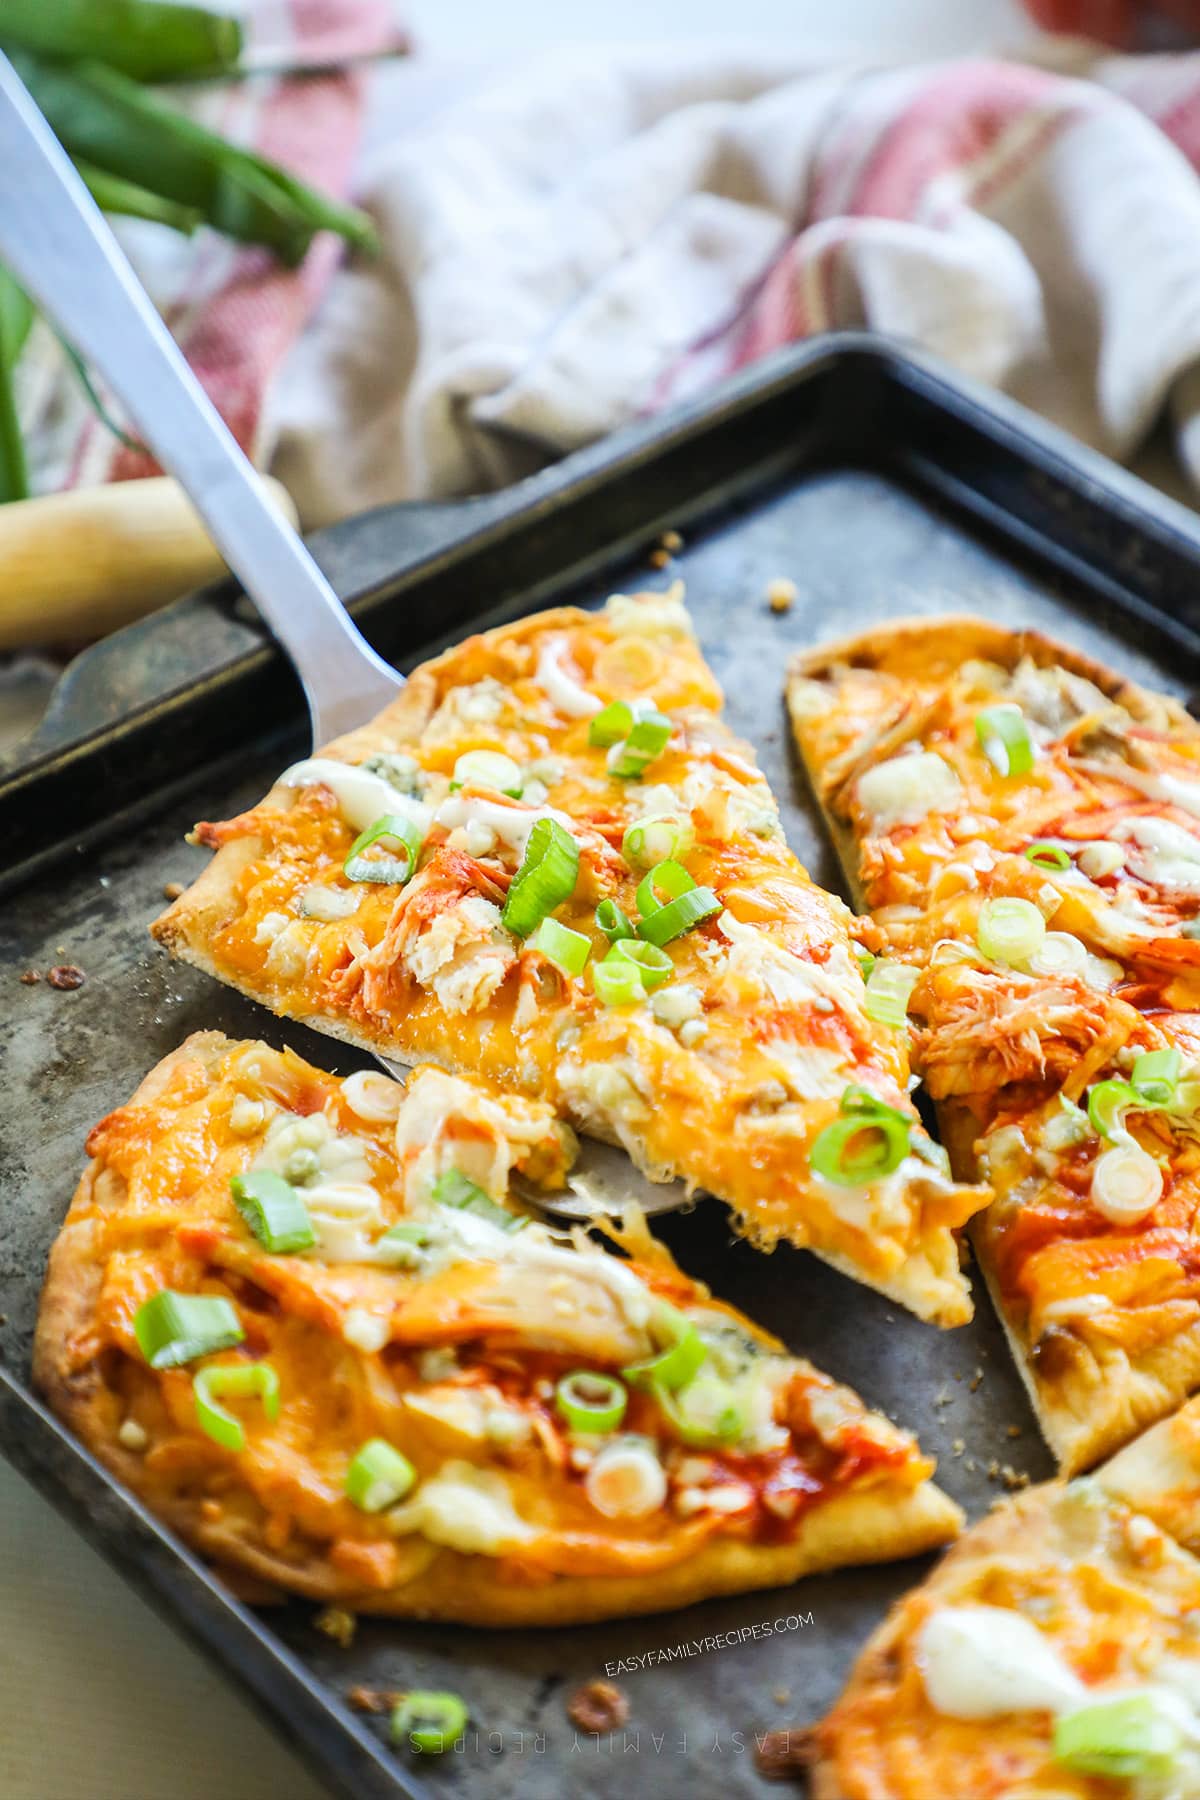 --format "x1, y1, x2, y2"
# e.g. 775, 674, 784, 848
811, 1476, 1200, 1800
788, 617, 1200, 1474
152, 595, 988, 1327
35, 1033, 960, 1626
